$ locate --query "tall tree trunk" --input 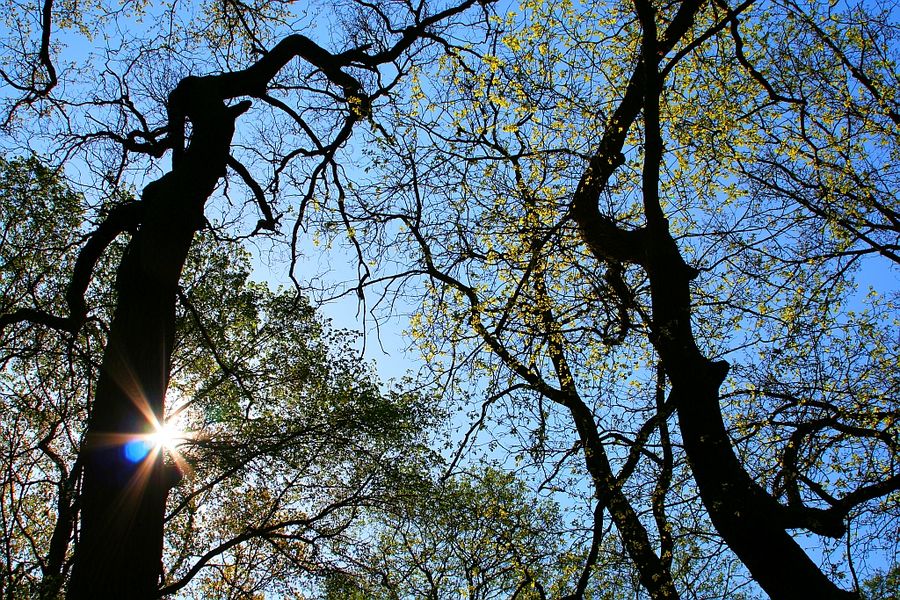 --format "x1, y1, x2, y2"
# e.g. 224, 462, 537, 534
569, 0, 860, 591
67, 90, 246, 600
